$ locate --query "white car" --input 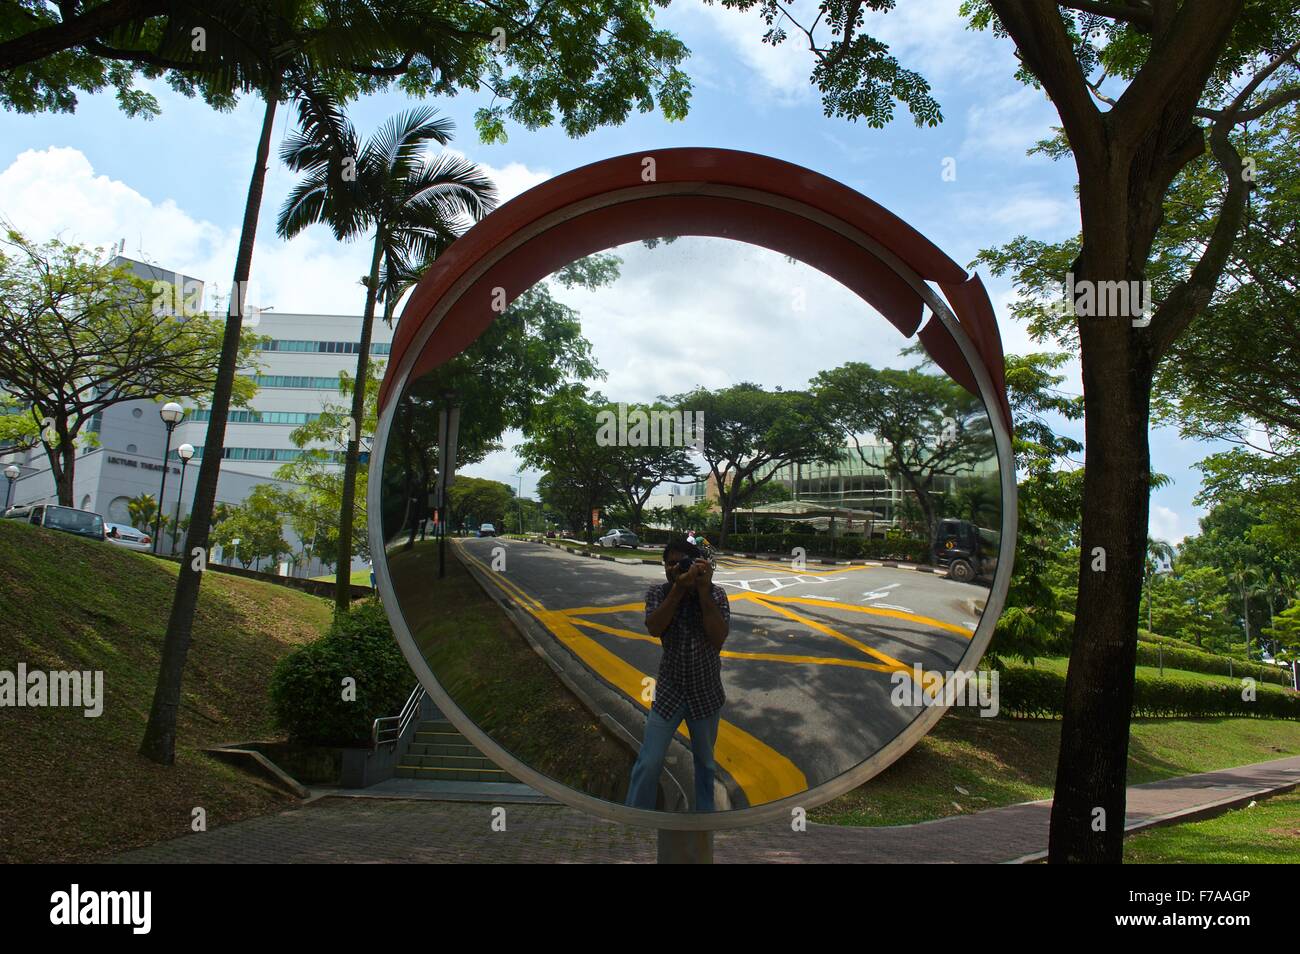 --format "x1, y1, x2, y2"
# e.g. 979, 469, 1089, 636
105, 522, 153, 551
598, 529, 639, 548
